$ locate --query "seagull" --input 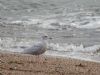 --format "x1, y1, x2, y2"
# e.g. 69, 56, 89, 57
22, 35, 48, 55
